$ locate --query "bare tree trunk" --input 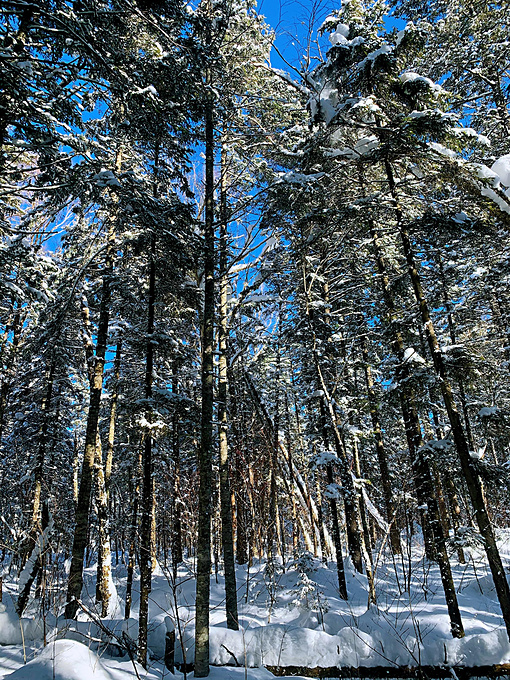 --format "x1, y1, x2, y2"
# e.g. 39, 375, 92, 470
16, 501, 51, 616
0, 307, 24, 441
95, 437, 113, 618
319, 401, 348, 600
105, 340, 122, 496
31, 357, 56, 530
284, 390, 299, 556
65, 219, 115, 619
125, 455, 141, 620
137, 229, 157, 667
218, 142, 238, 631
352, 436, 377, 606
195, 20, 215, 671
438, 255, 475, 449
171, 367, 183, 579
